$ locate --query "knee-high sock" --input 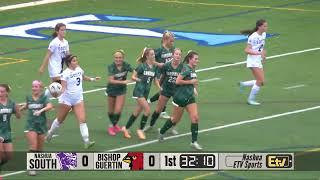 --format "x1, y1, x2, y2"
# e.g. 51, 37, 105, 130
48, 118, 60, 135
241, 80, 256, 87
150, 92, 160, 102
108, 113, 115, 126
125, 114, 137, 129
113, 113, 121, 125
248, 83, 261, 101
140, 115, 149, 130
80, 123, 89, 143
160, 120, 176, 134
150, 112, 160, 126
191, 123, 198, 143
